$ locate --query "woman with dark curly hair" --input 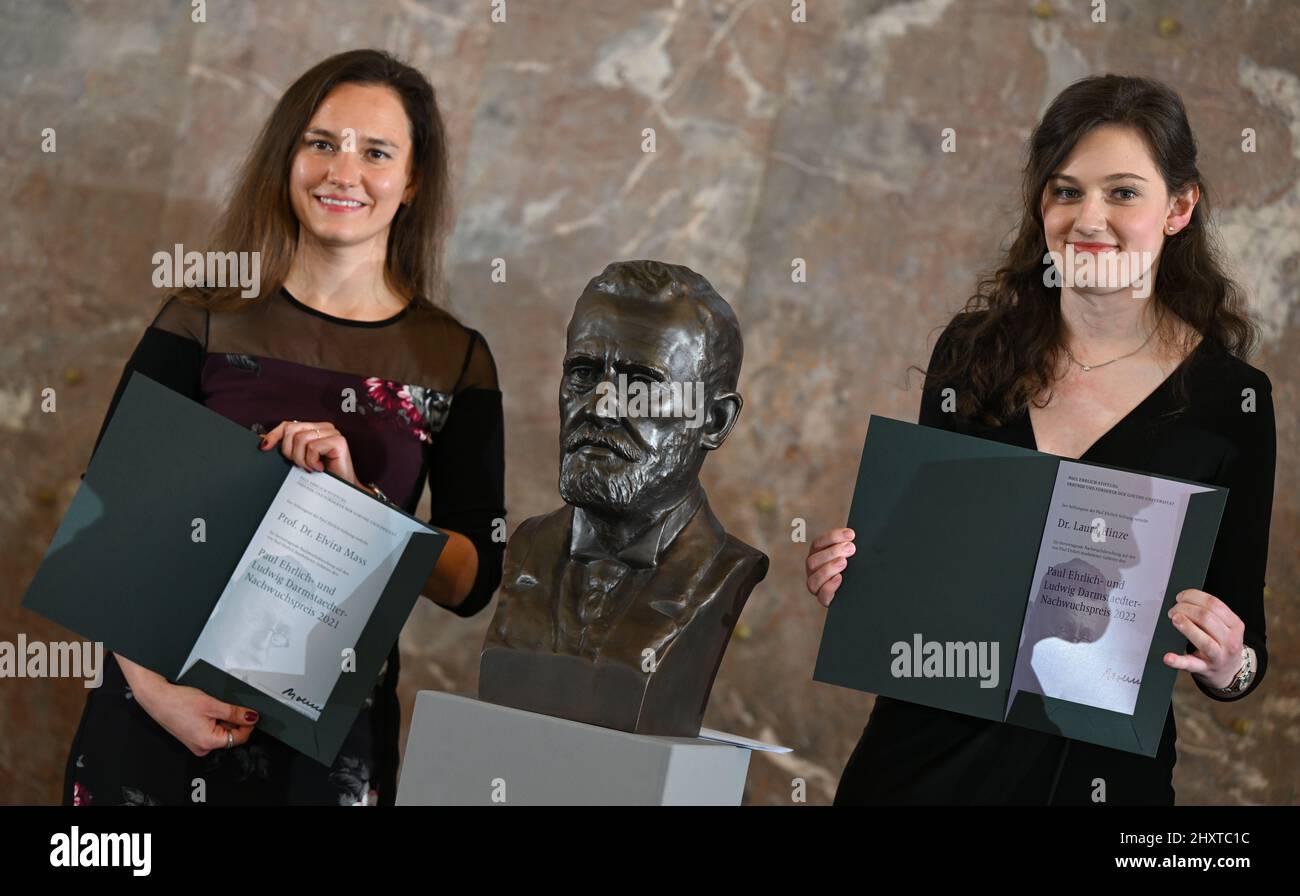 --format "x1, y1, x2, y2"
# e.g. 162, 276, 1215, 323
64, 49, 504, 806
806, 74, 1274, 805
